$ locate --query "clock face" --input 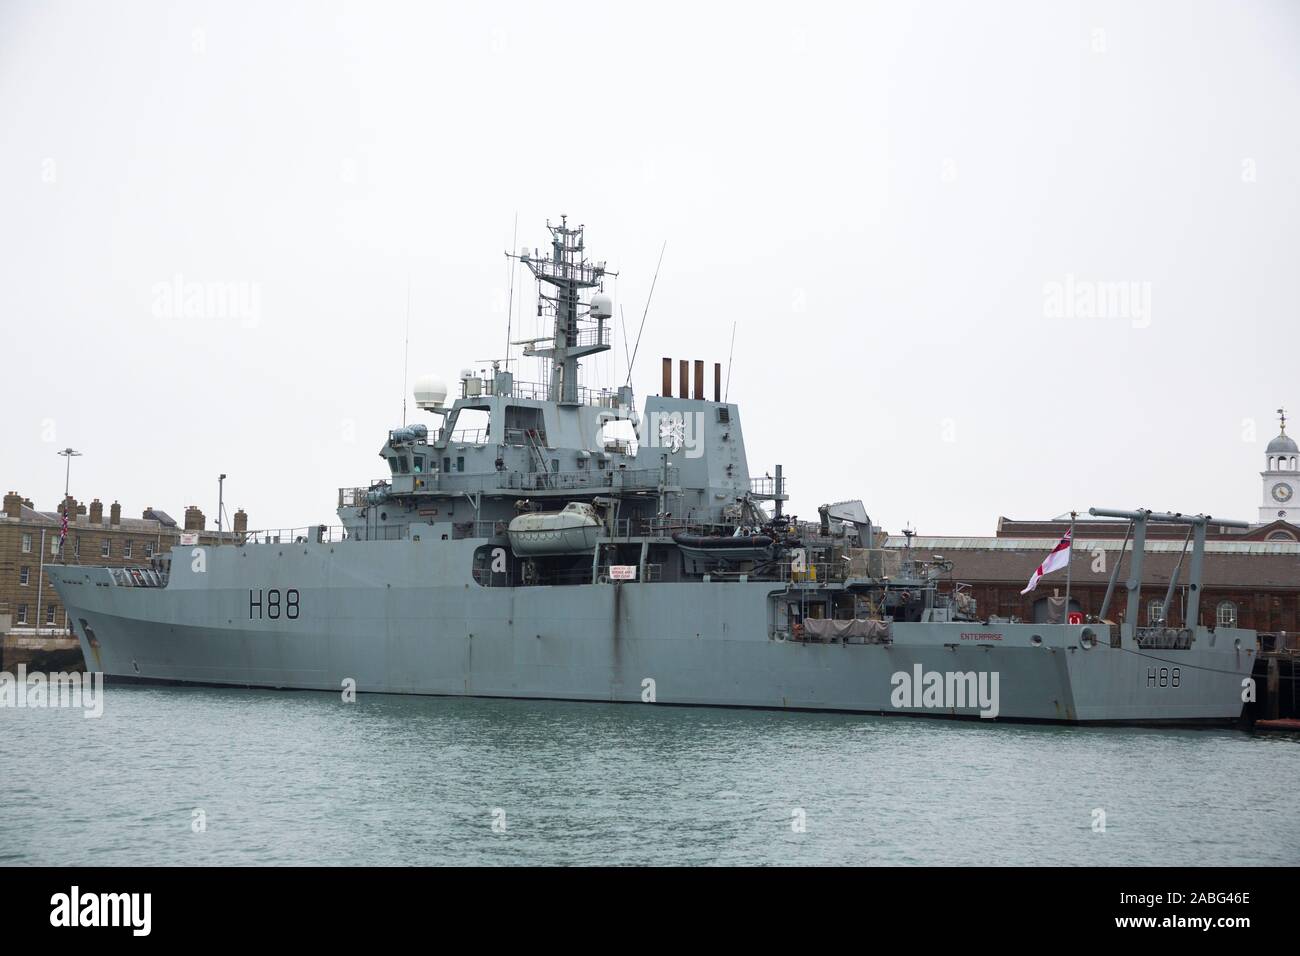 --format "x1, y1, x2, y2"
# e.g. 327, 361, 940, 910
1273, 482, 1294, 503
